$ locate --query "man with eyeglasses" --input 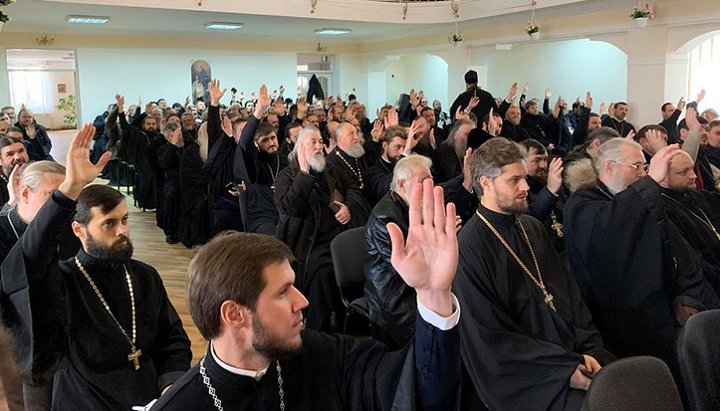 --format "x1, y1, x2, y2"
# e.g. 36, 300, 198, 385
564, 138, 720, 392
